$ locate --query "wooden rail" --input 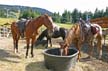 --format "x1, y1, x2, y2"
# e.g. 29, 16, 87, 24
0, 26, 11, 38
90, 17, 108, 28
